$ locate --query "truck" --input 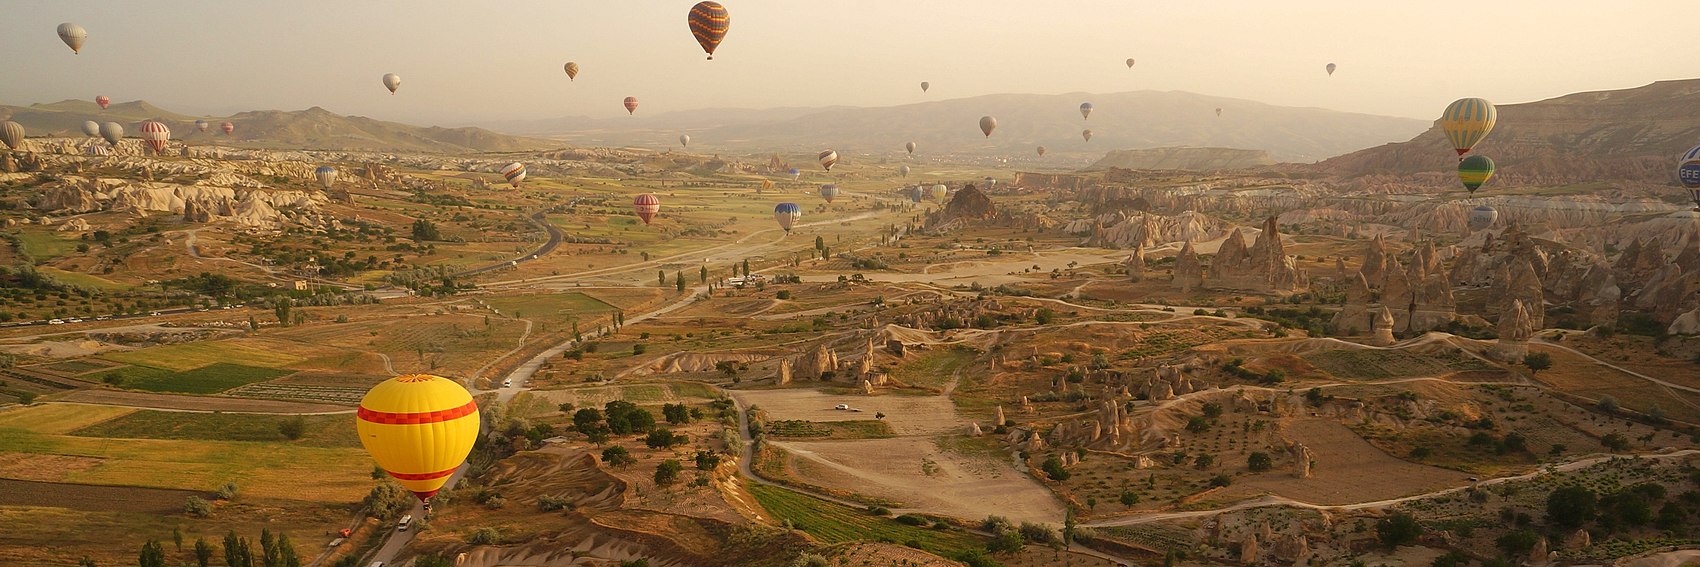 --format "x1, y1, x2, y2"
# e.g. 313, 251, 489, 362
396, 514, 413, 532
